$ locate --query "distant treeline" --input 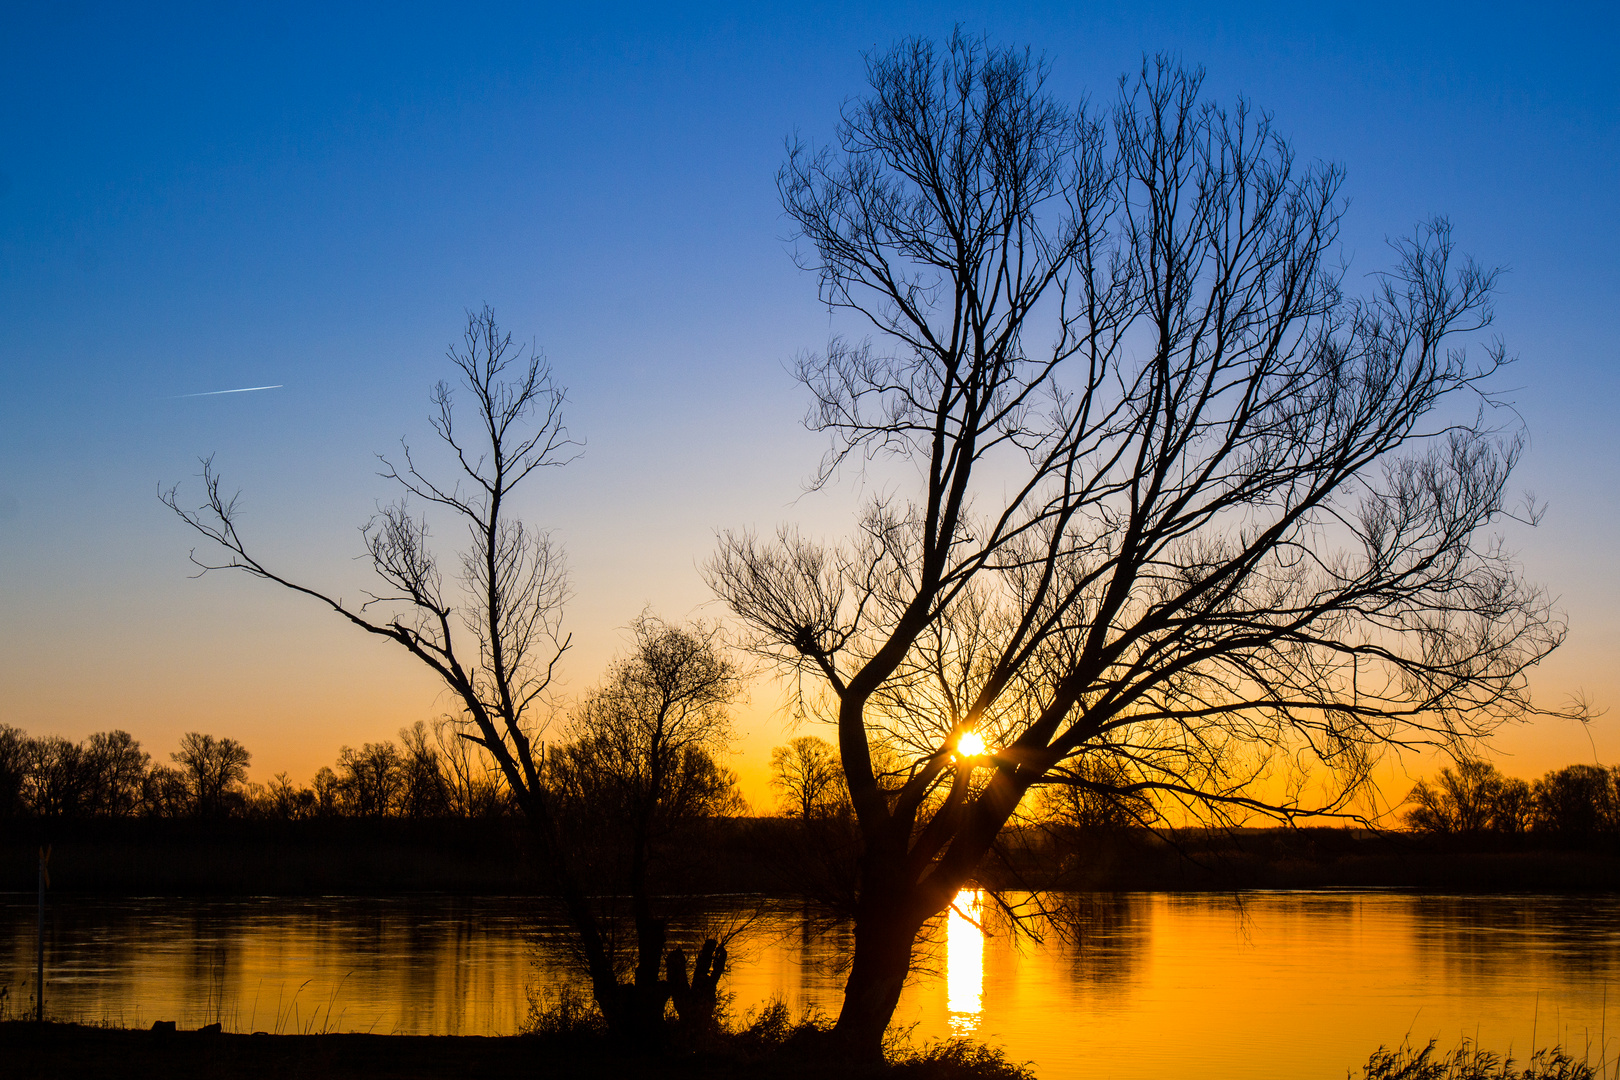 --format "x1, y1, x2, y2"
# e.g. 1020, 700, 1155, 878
0, 721, 516, 821
5, 721, 1619, 849
1402, 759, 1620, 839
2, 719, 1617, 896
